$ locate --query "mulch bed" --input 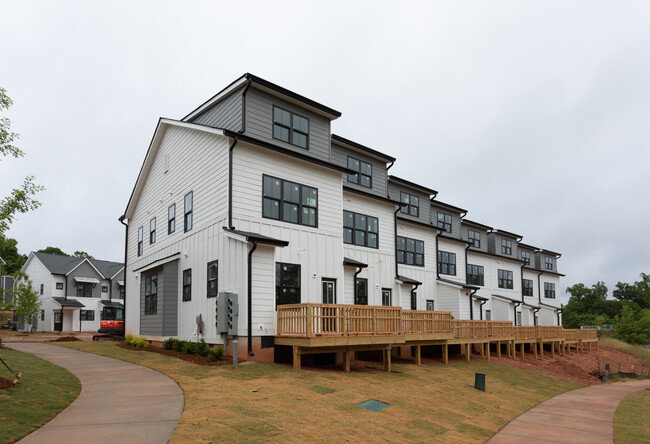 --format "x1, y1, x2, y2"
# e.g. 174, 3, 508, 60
0, 376, 15, 390
48, 336, 81, 342
117, 343, 235, 366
